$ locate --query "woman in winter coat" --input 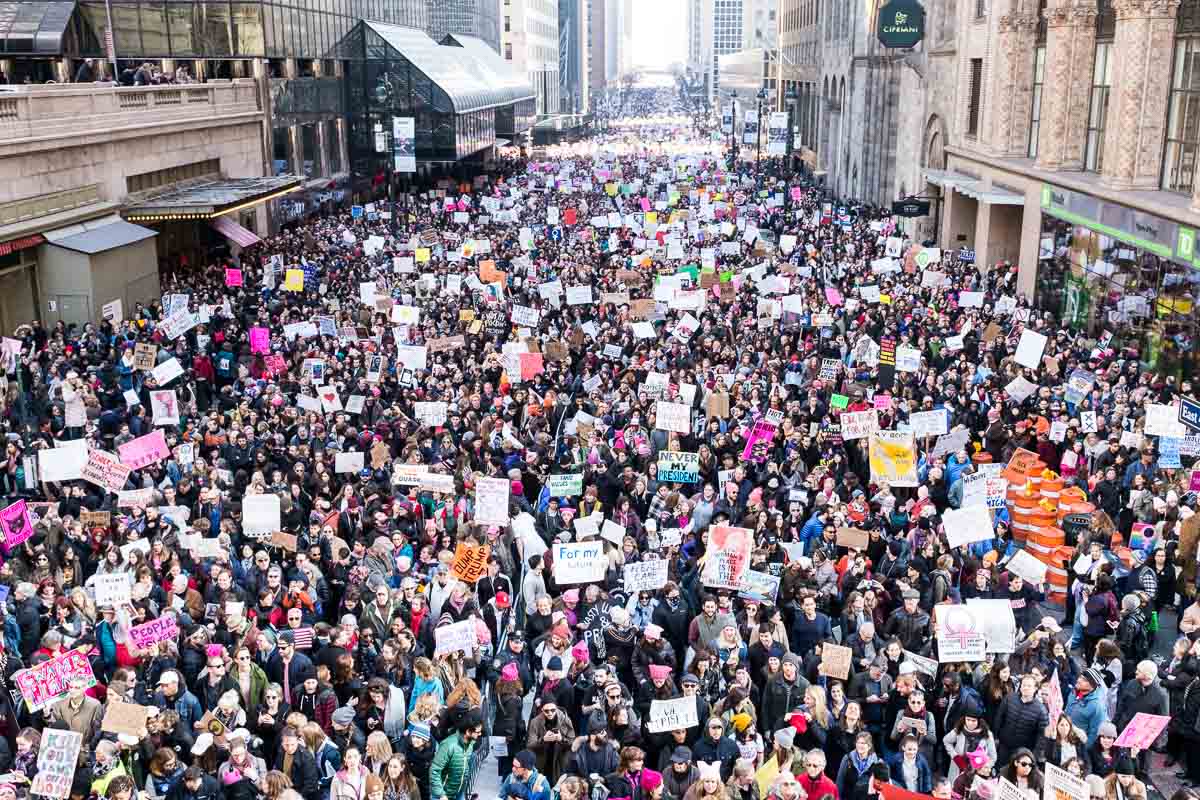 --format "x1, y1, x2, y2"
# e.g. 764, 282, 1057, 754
835, 732, 880, 800
1036, 716, 1091, 776
942, 700, 996, 783
492, 667, 527, 778
1083, 575, 1119, 663
331, 747, 371, 800
888, 690, 937, 767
